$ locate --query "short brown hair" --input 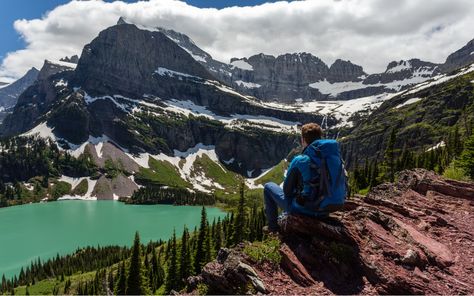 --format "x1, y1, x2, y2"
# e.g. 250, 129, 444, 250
301, 123, 323, 145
